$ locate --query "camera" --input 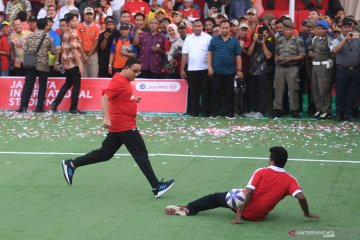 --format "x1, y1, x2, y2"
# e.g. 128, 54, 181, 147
258, 34, 263, 41
105, 28, 112, 33
234, 76, 246, 93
